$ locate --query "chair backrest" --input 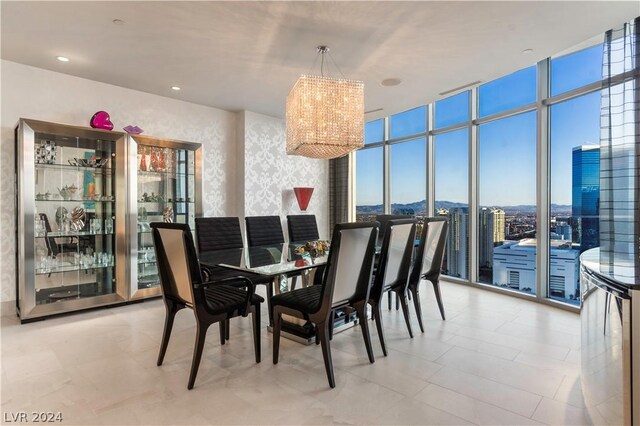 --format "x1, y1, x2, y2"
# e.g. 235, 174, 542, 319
319, 222, 378, 313
151, 222, 203, 307
287, 214, 320, 242
245, 216, 285, 247
375, 214, 412, 245
195, 217, 243, 252
371, 219, 417, 301
409, 217, 449, 286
